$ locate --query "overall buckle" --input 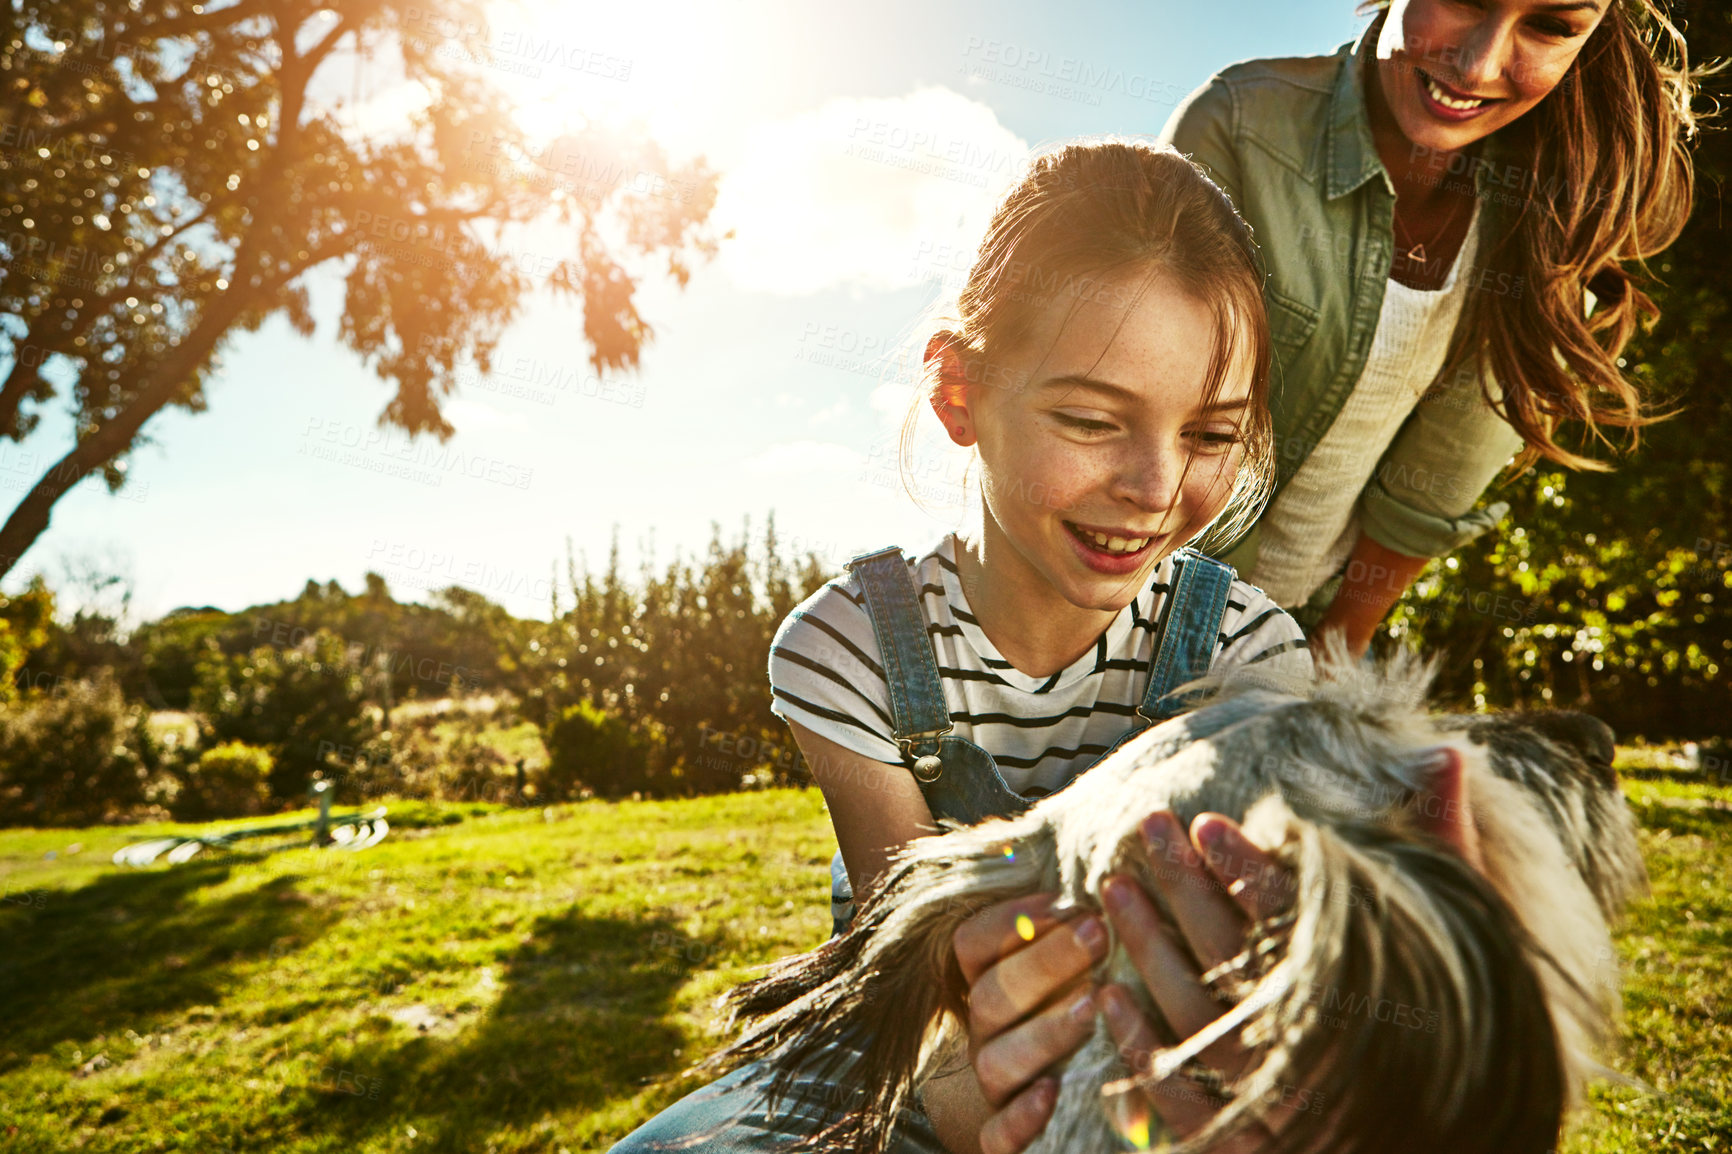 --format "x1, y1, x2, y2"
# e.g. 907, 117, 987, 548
898, 727, 952, 783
